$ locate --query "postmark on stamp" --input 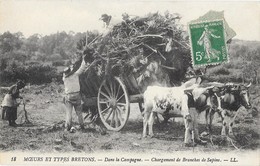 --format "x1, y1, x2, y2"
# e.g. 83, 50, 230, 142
189, 20, 228, 67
